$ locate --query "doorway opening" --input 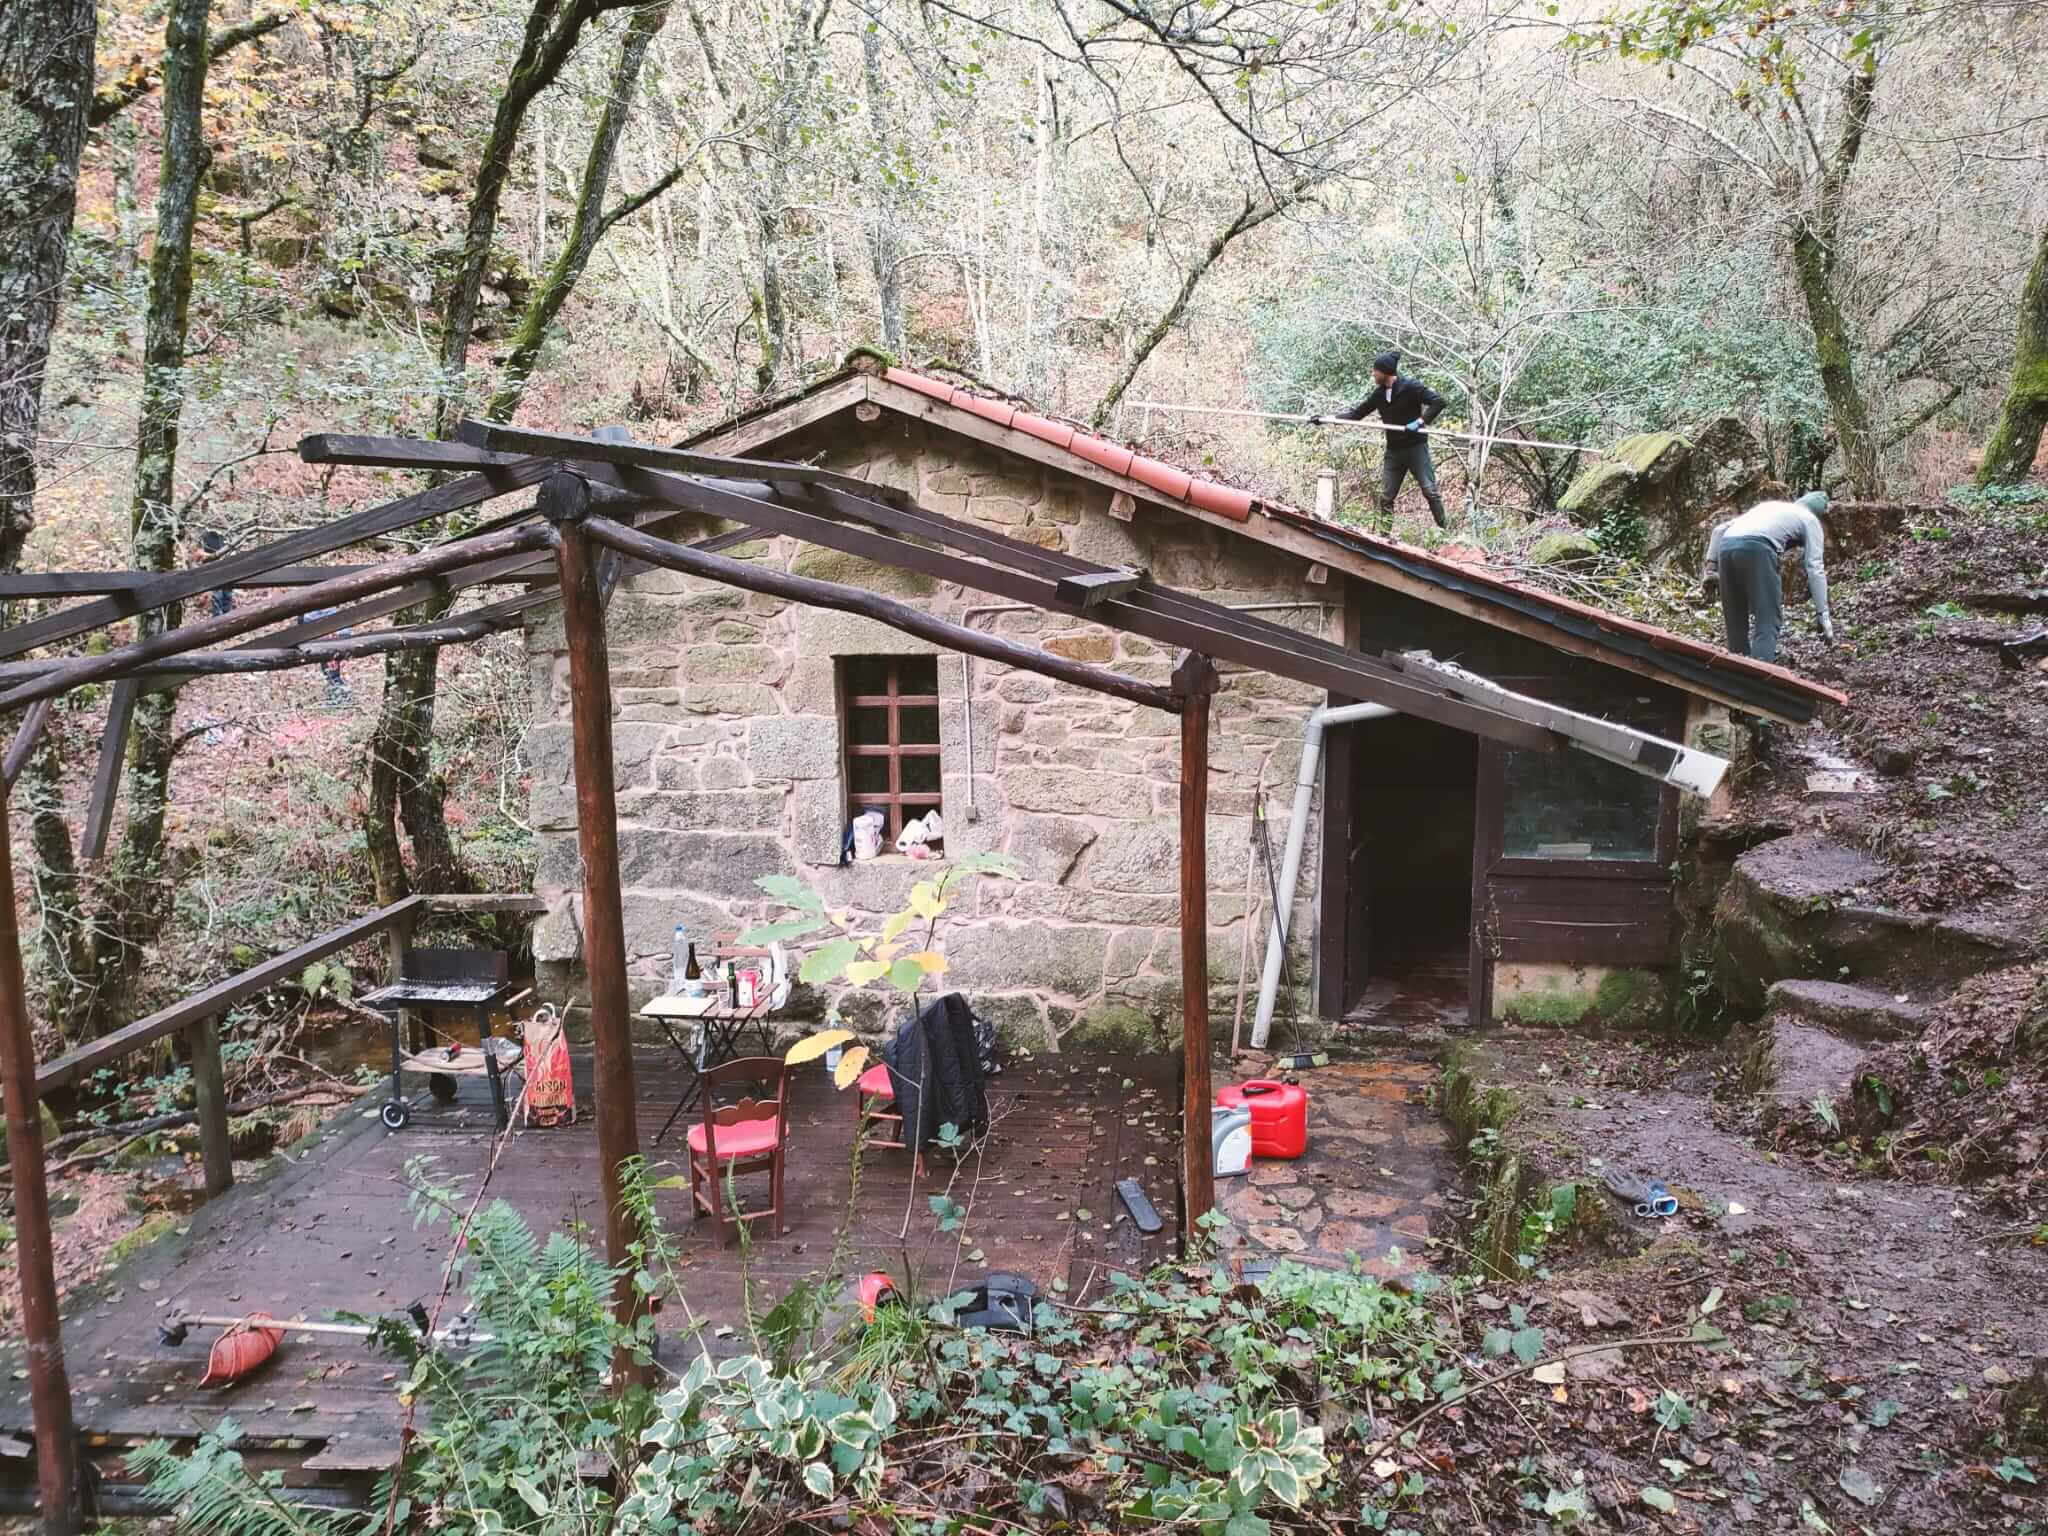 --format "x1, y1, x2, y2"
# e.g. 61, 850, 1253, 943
1337, 715, 1477, 1019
